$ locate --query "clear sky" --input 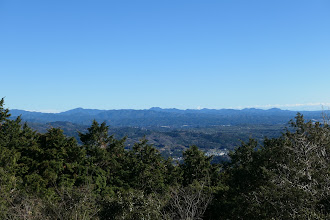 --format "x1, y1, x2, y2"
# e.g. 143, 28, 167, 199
1, 0, 330, 112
